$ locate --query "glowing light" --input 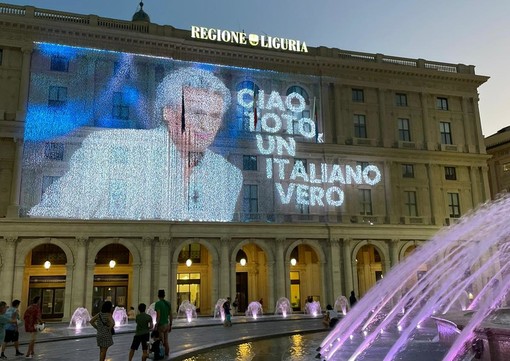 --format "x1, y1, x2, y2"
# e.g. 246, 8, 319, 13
397, 325, 403, 332
109, 260, 116, 269
186, 259, 192, 267
290, 258, 297, 266
240, 258, 246, 266
43, 260, 51, 269
363, 330, 368, 337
